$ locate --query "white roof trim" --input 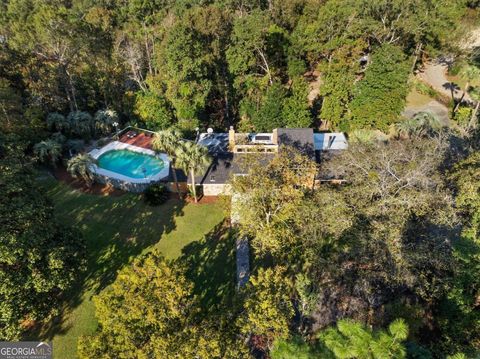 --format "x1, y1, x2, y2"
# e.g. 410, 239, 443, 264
314, 133, 348, 150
